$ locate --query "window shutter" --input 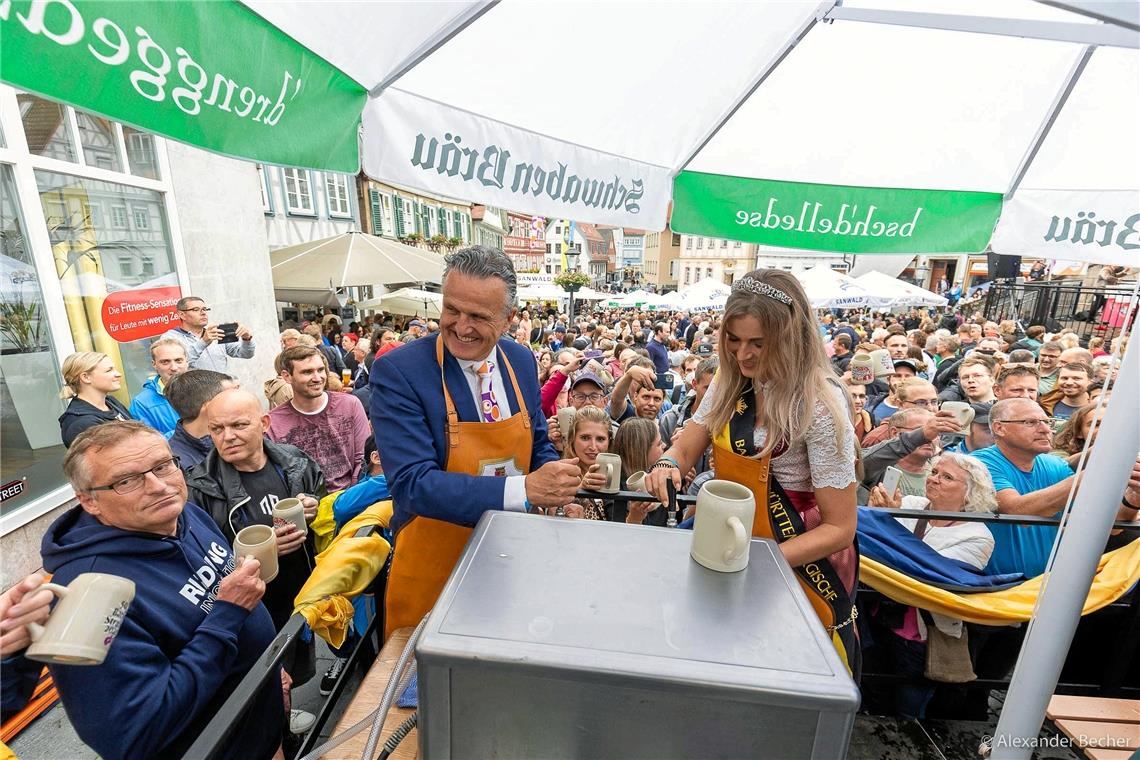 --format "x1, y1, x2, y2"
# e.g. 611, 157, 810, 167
413, 201, 422, 234
369, 189, 383, 235
394, 195, 405, 236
